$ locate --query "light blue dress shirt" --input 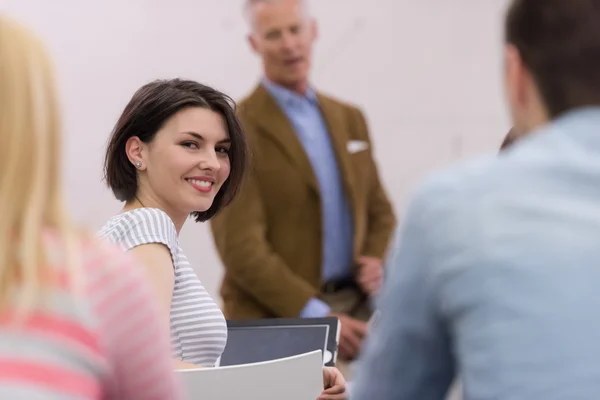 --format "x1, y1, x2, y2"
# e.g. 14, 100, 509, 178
352, 107, 600, 399
262, 79, 354, 318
